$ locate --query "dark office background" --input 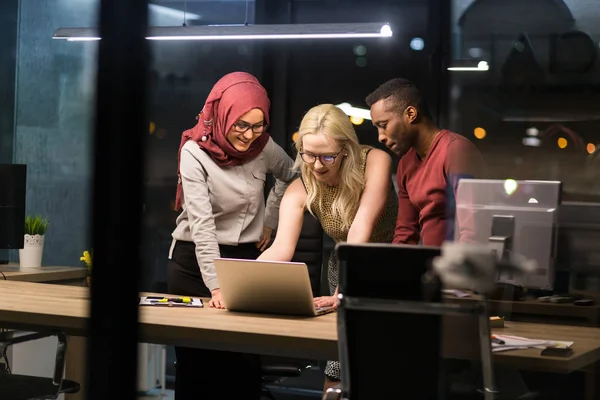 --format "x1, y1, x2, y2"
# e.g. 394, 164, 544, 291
3, 0, 598, 278
1, 0, 600, 395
